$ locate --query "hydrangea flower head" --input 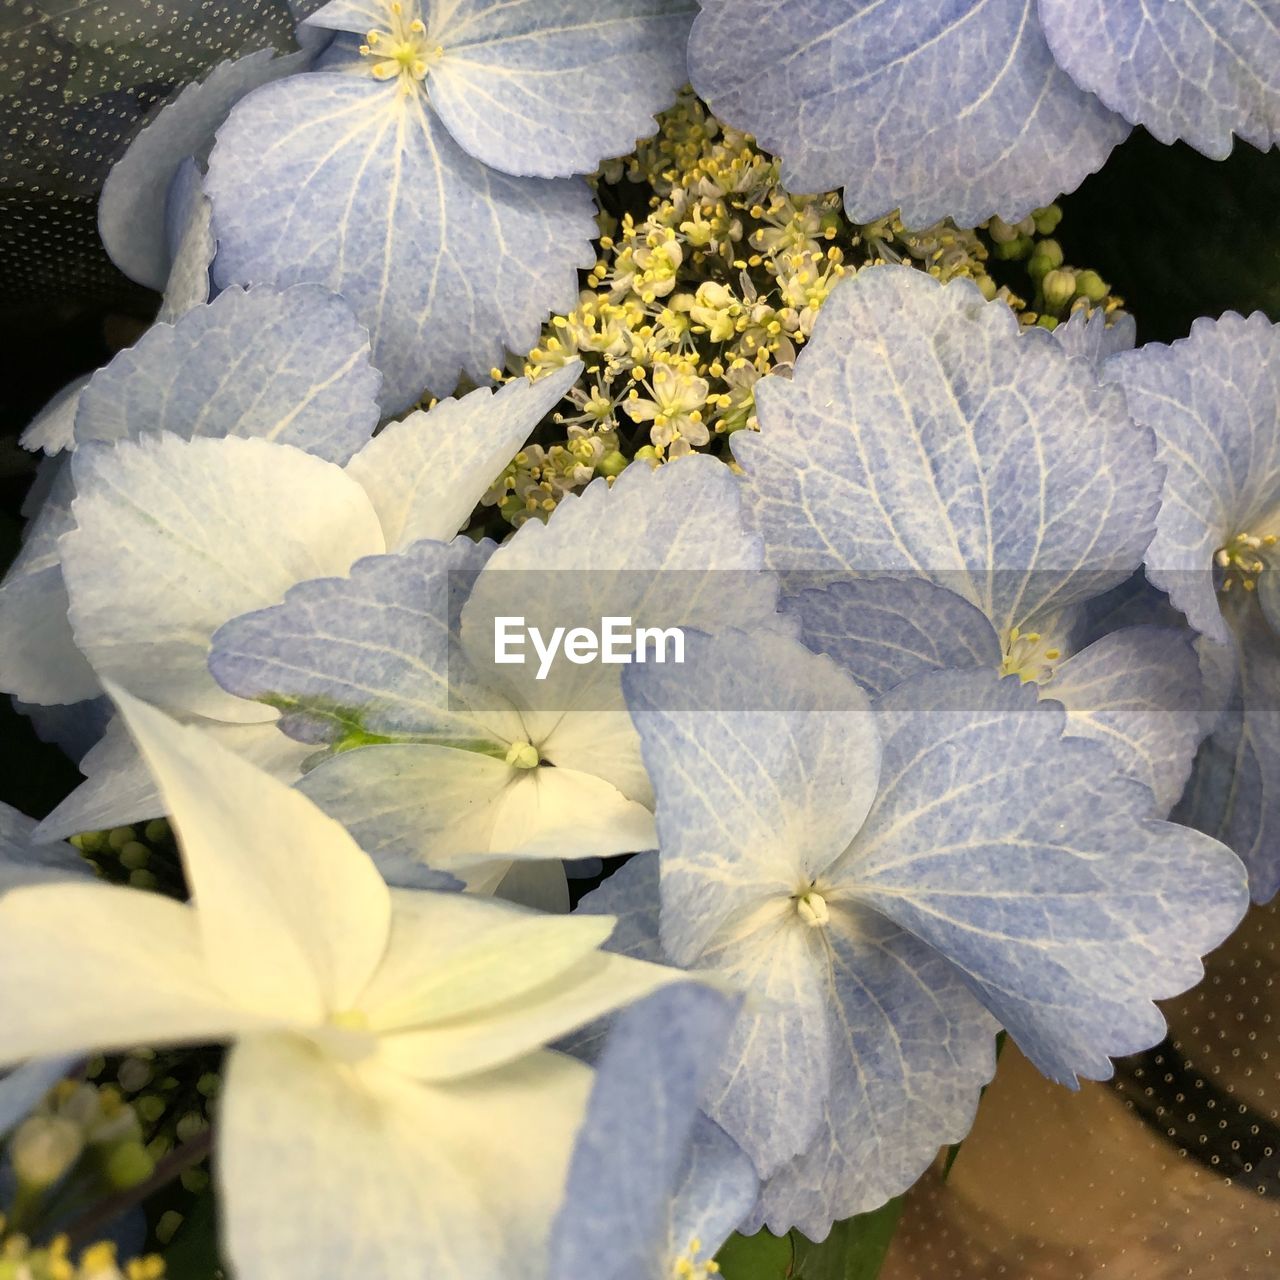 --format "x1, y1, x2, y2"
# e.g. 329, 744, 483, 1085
608, 627, 1247, 1235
